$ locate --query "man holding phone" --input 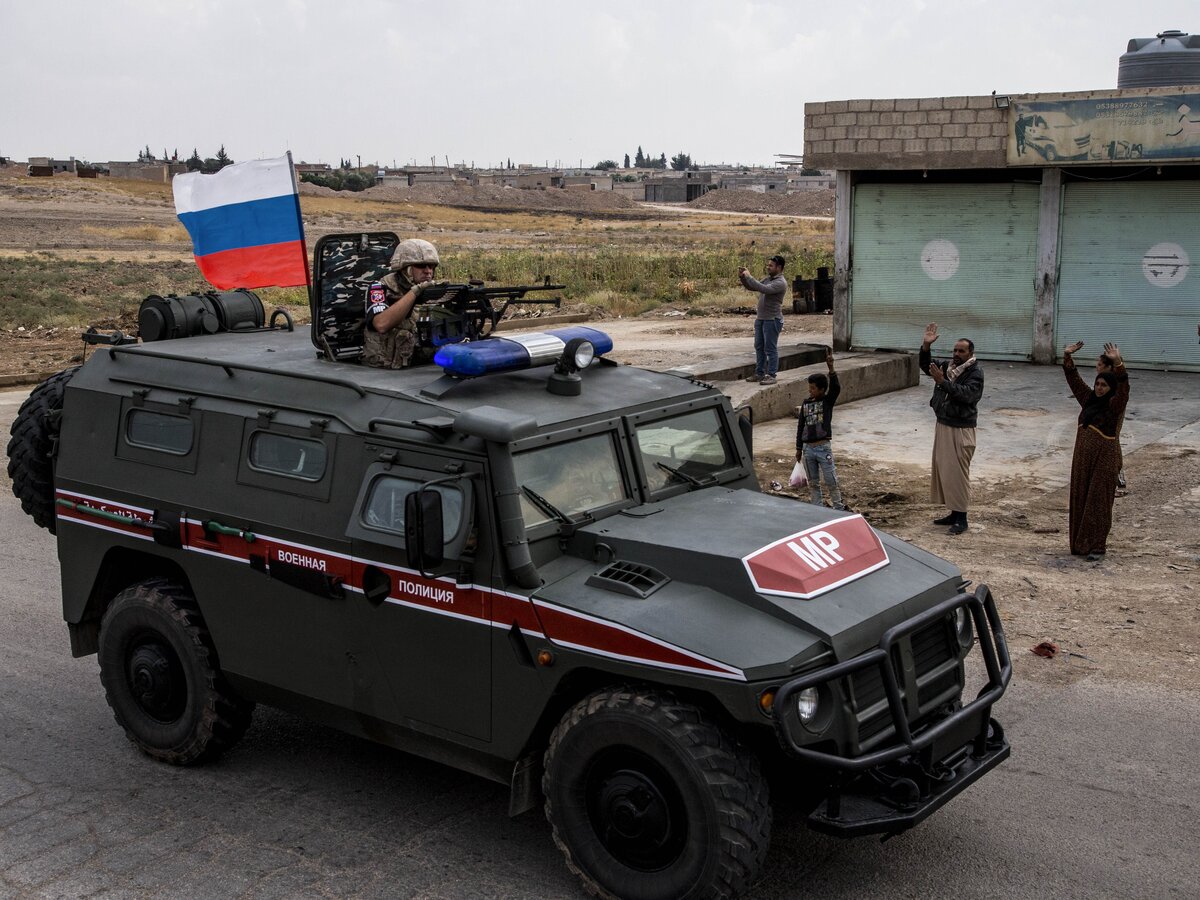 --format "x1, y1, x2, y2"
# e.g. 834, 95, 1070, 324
738, 255, 787, 385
